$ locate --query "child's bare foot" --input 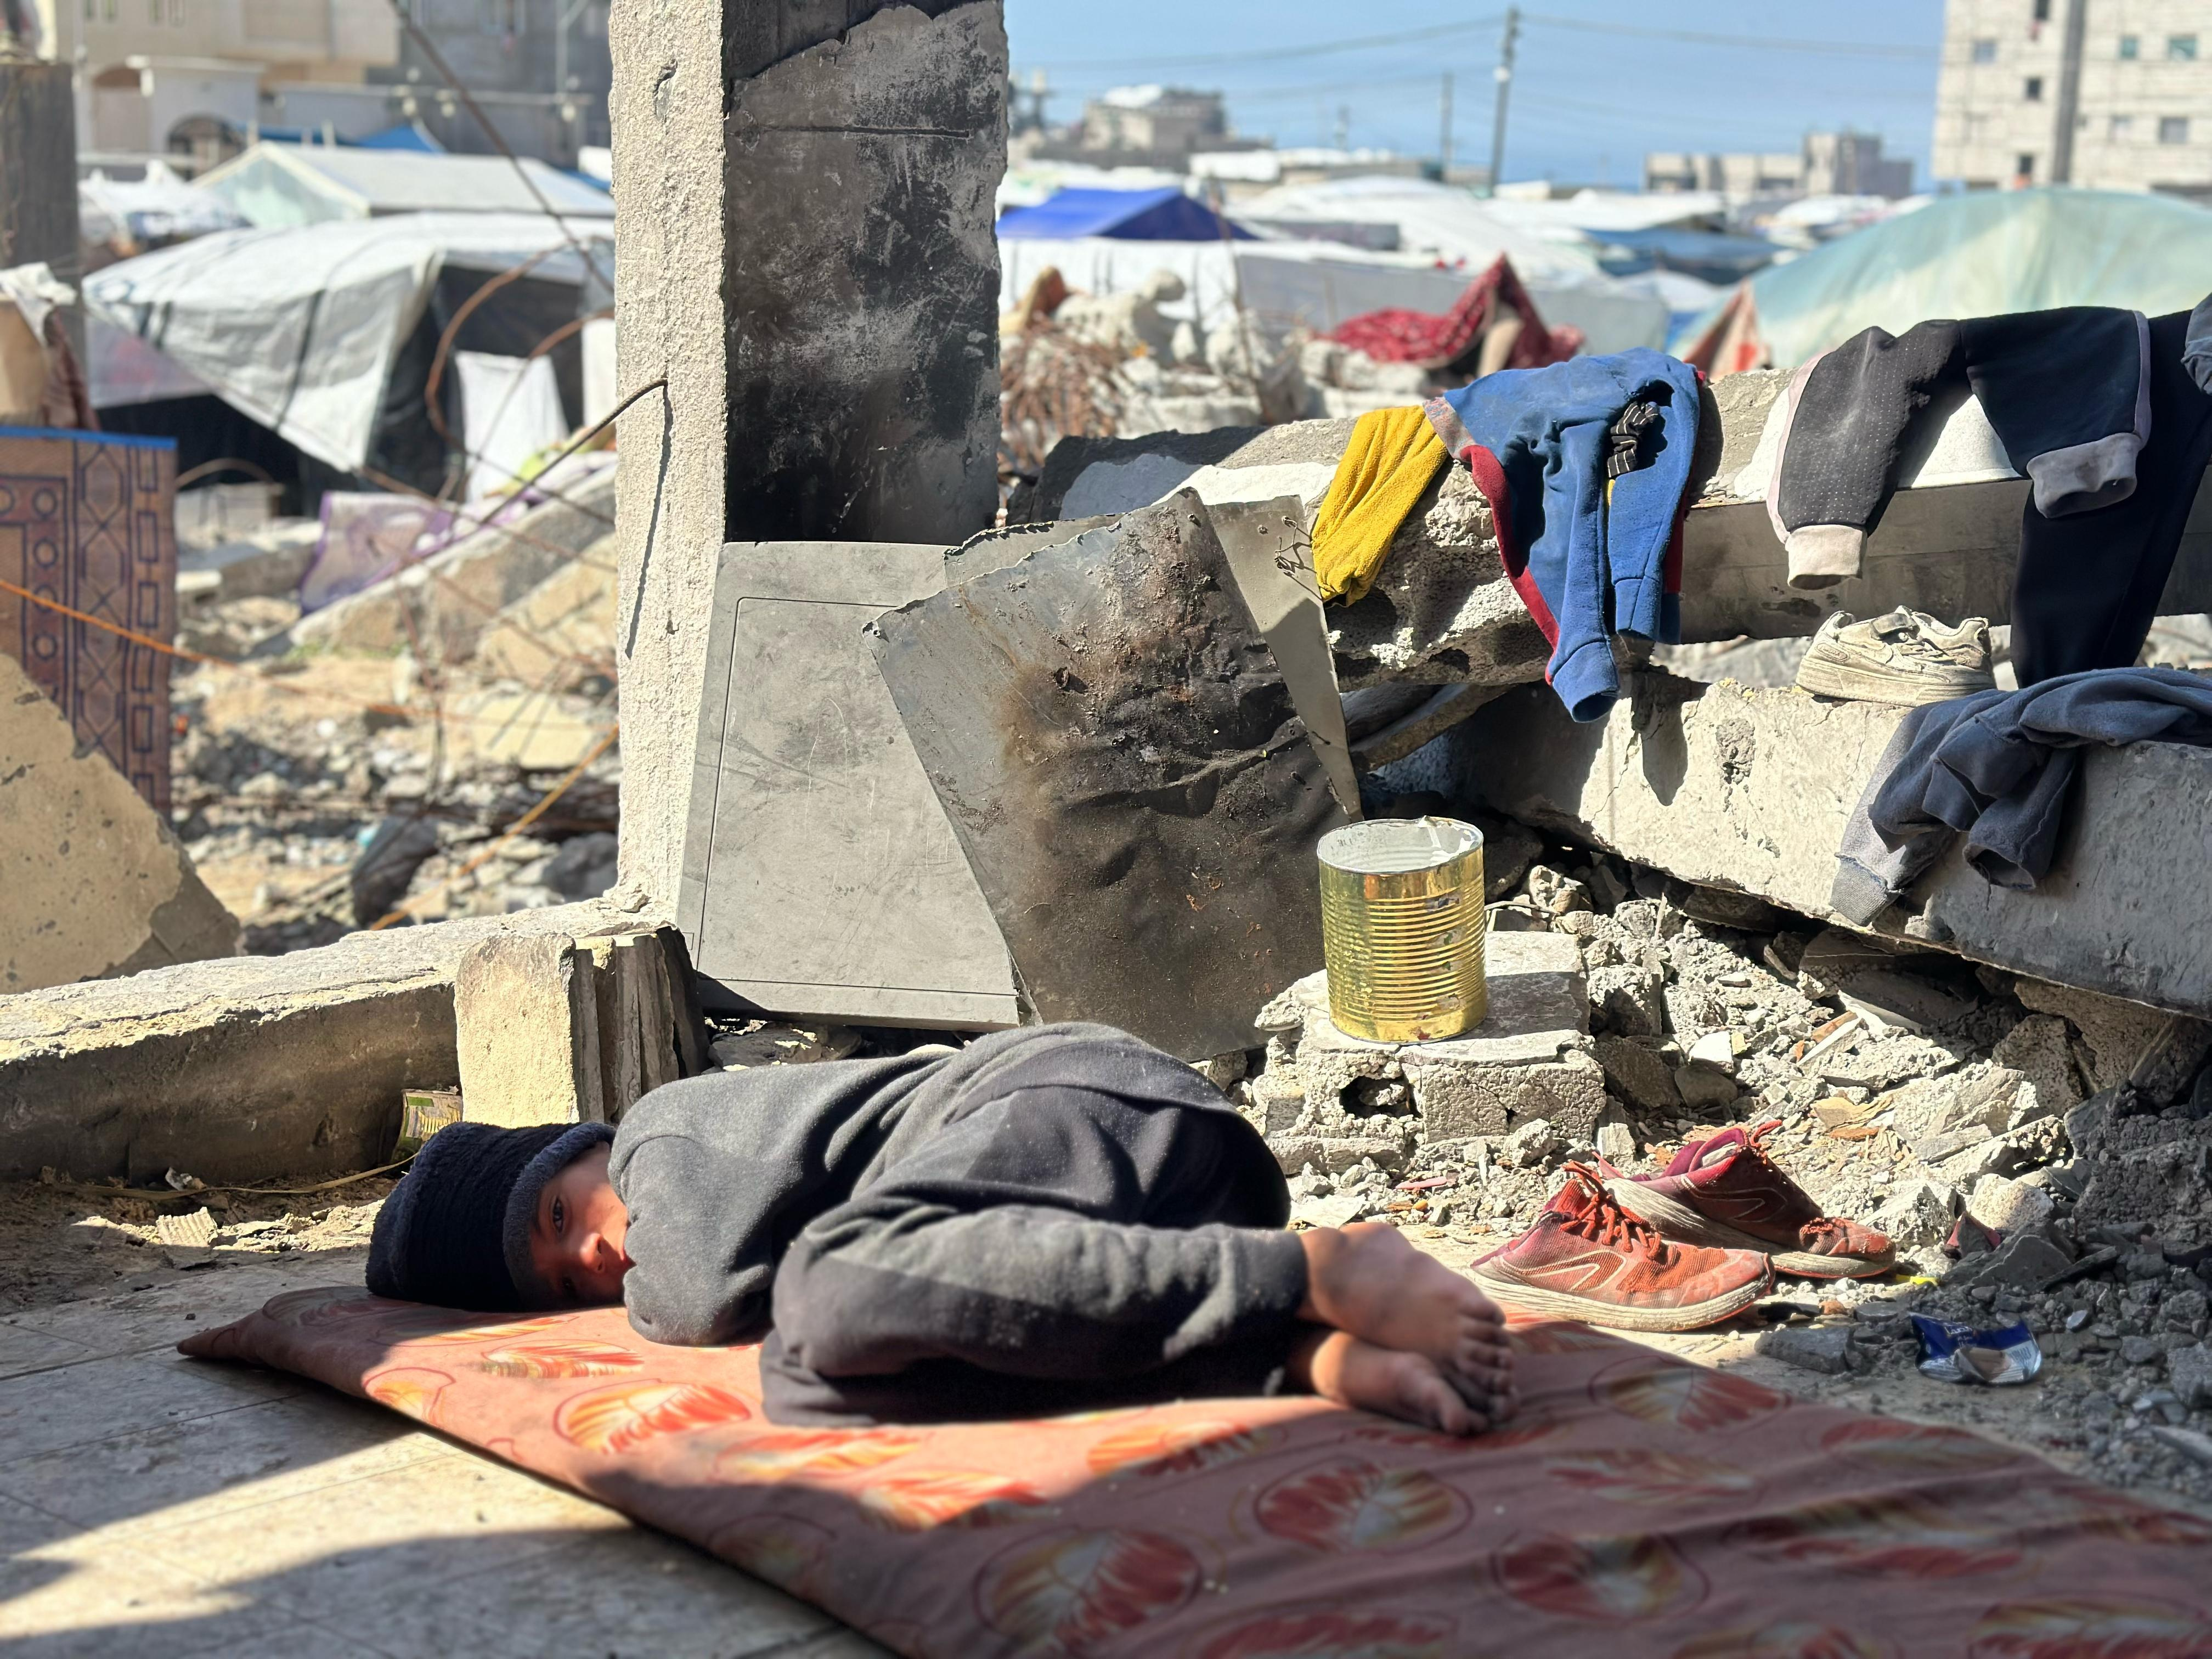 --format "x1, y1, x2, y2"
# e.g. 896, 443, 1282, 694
1292, 1329, 1489, 1437
1300, 1223, 1516, 1417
